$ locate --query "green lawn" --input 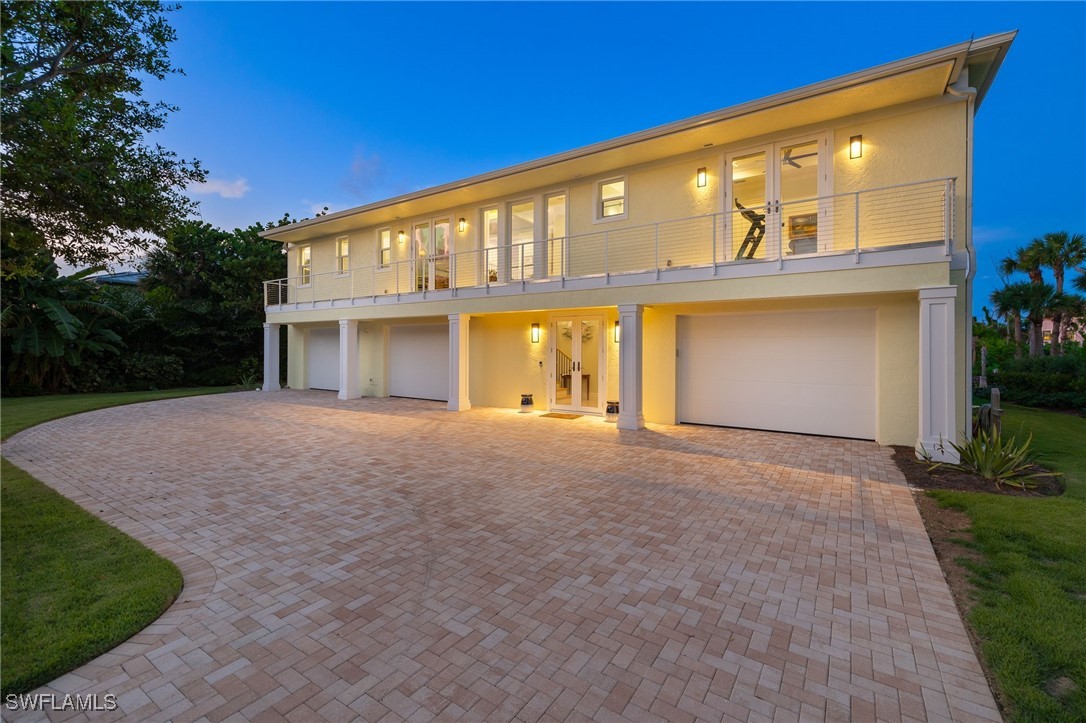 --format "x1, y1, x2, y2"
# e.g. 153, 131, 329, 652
931, 403, 1086, 722
0, 387, 226, 694
1, 387, 229, 440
